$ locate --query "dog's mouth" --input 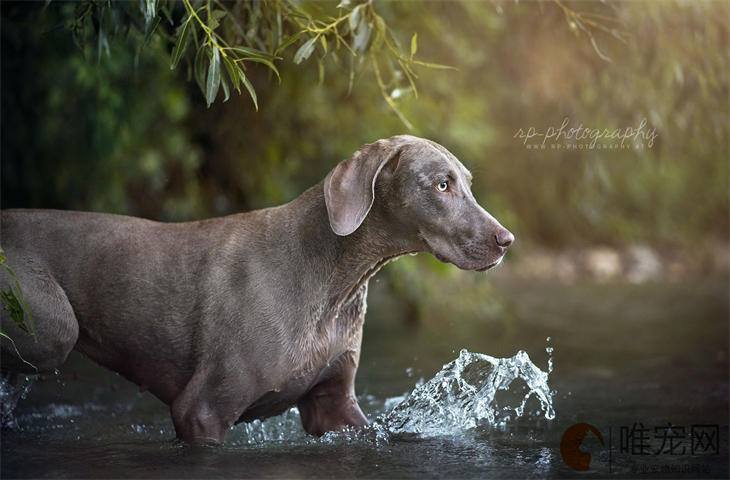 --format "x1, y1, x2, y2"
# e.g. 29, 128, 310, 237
424, 234, 505, 272
475, 258, 502, 272
433, 250, 503, 272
